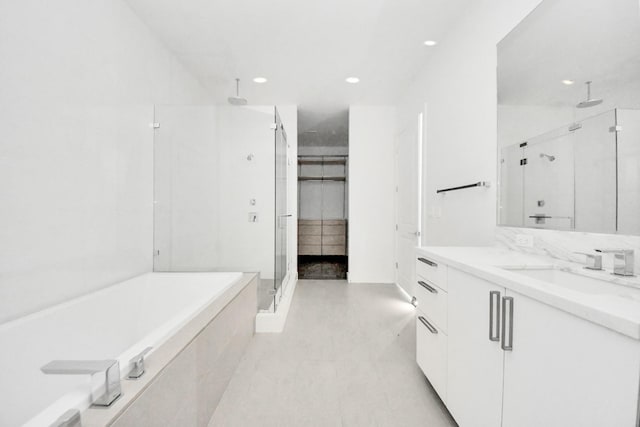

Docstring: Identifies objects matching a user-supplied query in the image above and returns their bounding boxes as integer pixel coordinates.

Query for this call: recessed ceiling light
[562,79,575,85]
[253,77,267,83]
[346,77,360,84]
[423,40,437,46]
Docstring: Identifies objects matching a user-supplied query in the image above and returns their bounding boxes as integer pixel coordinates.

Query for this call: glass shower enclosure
[152,104,290,313]
[273,108,289,311]
[499,109,625,233]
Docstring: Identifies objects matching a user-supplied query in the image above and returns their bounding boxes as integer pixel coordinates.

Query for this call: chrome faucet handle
[128,347,153,379]
[595,249,635,276]
[41,360,121,407]
[573,252,602,270]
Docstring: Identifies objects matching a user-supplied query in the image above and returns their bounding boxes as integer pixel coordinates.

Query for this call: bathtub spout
[41,360,121,407]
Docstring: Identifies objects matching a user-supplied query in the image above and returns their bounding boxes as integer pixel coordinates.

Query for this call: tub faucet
[595,249,635,277]
[574,252,602,270]
[128,347,152,379]
[41,360,121,407]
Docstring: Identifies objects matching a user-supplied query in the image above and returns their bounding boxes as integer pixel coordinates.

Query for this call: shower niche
[497,0,640,235]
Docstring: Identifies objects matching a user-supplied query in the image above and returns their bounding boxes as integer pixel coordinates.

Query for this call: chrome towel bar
[436,181,491,194]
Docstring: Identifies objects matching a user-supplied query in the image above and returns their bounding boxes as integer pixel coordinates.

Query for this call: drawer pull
[501,296,514,351]
[418,257,438,267]
[489,291,501,342]
[418,280,438,294]
[418,316,438,334]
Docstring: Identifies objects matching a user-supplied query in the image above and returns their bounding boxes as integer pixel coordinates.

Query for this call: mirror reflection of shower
[539,153,556,162]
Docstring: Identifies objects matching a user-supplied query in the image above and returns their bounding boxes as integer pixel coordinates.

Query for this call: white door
[447,268,505,427]
[502,290,640,427]
[394,112,423,298]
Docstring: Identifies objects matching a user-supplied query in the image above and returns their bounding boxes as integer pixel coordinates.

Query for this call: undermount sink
[500,266,640,301]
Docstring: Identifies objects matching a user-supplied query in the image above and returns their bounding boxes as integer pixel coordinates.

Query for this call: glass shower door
[273,107,289,311]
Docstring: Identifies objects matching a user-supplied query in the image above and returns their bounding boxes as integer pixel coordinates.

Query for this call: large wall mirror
[497,0,640,235]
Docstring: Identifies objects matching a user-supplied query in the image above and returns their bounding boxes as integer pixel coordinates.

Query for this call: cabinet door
[416,312,448,402]
[502,290,640,427]
[447,268,505,427]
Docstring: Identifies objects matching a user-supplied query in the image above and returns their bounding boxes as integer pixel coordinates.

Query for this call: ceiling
[498,0,640,109]
[124,0,467,107]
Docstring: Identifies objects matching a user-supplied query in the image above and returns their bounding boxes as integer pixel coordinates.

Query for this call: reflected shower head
[227,78,248,106]
[576,81,603,108]
[540,153,556,162]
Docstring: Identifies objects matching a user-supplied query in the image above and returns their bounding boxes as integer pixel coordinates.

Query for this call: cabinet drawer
[299,245,322,255]
[322,245,346,255]
[322,235,346,245]
[322,225,346,236]
[415,279,448,333]
[299,225,321,236]
[416,255,447,290]
[298,235,321,246]
[416,312,447,403]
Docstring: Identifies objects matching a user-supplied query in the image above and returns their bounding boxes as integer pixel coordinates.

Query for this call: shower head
[227,78,248,106]
[540,153,556,162]
[576,81,603,108]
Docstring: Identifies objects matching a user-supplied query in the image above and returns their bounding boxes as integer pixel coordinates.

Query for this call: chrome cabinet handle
[501,296,514,351]
[418,316,438,334]
[418,280,438,294]
[489,291,501,342]
[418,257,438,267]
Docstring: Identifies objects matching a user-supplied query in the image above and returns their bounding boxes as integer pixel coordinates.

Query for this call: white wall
[0,0,210,323]
[396,0,544,247]
[349,106,396,283]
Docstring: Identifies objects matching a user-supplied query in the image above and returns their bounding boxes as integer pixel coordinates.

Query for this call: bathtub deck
[209,280,456,427]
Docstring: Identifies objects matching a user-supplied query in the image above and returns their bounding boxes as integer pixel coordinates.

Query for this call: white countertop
[417,246,640,340]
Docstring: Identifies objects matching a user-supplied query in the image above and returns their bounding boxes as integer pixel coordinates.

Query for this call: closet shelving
[297,155,348,256]
[297,156,348,182]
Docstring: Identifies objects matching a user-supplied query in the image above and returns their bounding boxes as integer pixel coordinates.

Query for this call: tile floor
[209,280,457,427]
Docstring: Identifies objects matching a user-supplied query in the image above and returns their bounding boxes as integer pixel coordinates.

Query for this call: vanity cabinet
[447,268,504,427]
[416,253,640,427]
[416,312,447,403]
[415,255,448,402]
[501,289,640,427]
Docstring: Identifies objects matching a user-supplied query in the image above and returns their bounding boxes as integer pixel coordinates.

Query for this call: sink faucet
[595,249,635,277]
[41,360,121,406]
[574,252,602,270]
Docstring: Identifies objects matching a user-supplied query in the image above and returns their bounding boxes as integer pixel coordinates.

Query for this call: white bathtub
[0,272,243,427]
